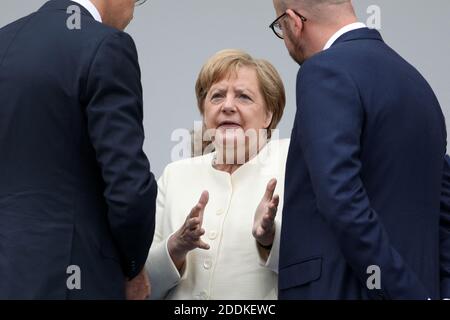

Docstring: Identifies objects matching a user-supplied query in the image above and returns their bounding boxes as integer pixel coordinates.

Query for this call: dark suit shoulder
[301,38,381,75]
[297,47,358,91]
[299,32,428,94]
[75,14,132,43]
[67,16,138,63]
[33,5,135,51]
[0,12,34,33]
[0,13,37,55]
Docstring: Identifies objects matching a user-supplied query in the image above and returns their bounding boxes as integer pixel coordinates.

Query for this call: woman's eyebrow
[209,85,226,92]
[235,87,256,96]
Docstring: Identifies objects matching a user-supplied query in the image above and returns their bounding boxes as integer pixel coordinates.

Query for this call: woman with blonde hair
[146,49,289,299]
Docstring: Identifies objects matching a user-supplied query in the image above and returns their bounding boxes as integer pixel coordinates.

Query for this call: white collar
[71,0,102,23]
[323,22,366,50]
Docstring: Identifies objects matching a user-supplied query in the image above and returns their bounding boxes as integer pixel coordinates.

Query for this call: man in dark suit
[271,0,448,299]
[0,0,157,299]
[440,155,450,299]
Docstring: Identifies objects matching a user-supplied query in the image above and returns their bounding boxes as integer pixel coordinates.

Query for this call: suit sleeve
[84,31,157,279]
[440,155,450,298]
[296,59,429,299]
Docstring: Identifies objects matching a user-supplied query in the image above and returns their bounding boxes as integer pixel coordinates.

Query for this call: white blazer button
[208,231,217,240]
[197,290,208,300]
[203,259,212,270]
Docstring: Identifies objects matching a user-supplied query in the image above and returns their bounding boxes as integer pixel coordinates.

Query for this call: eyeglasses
[269,11,307,40]
[135,0,147,6]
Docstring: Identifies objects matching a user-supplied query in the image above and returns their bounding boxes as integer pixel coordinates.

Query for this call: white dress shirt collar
[71,0,102,23]
[323,22,367,50]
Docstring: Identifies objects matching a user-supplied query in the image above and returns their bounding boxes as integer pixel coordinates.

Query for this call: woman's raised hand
[253,179,279,249]
[168,191,210,270]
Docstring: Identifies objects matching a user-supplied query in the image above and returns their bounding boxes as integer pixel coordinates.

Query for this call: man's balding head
[272,0,357,64]
[277,0,351,11]
[275,0,354,22]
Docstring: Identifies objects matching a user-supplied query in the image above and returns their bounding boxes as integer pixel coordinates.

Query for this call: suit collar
[331,27,384,47]
[323,22,367,50]
[38,0,95,20]
[71,0,102,22]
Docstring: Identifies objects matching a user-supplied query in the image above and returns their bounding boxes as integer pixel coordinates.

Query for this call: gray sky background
[1,0,449,177]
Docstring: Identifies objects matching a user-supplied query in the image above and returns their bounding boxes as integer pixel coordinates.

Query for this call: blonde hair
[195,49,286,139]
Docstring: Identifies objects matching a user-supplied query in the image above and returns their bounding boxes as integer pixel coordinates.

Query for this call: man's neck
[317,17,359,50]
[89,0,106,22]
[71,0,103,23]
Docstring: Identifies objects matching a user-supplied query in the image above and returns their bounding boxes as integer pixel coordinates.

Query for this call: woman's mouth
[217,121,242,130]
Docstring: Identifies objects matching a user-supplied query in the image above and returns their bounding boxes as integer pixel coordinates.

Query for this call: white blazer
[146,139,290,300]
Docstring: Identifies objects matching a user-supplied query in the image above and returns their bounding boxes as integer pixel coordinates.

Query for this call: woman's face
[203,66,273,155]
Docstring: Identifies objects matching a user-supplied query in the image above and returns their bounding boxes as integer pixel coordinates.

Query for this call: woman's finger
[262,179,277,201]
[191,228,205,238]
[188,191,209,219]
[198,191,209,207]
[261,212,276,230]
[272,194,280,208]
[186,217,201,230]
[197,191,209,224]
[196,239,210,250]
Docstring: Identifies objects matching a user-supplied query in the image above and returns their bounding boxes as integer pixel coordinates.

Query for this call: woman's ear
[265,111,274,130]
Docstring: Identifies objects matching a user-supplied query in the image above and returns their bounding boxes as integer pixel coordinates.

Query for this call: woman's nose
[221,96,237,113]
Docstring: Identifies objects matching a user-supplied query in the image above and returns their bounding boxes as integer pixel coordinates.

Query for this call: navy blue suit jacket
[440,155,450,298]
[0,0,157,299]
[279,28,447,299]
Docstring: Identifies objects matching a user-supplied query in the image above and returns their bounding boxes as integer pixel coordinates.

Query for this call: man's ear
[285,9,304,37]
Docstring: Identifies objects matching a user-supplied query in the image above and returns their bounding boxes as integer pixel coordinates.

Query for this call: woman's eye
[211,94,223,101]
[239,94,252,101]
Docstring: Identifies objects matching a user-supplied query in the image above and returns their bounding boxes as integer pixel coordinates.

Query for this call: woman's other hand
[168,191,210,270]
[253,179,279,249]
